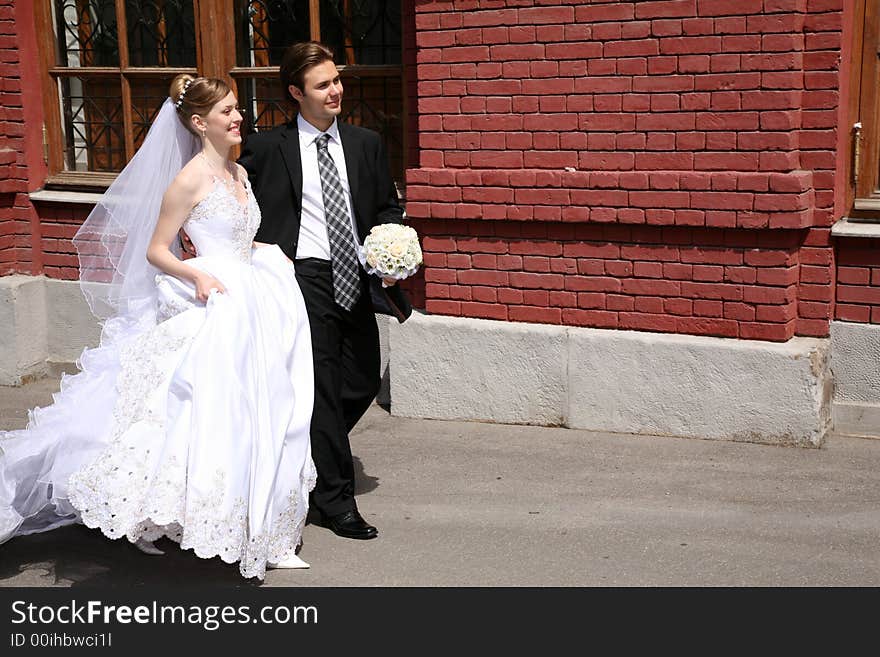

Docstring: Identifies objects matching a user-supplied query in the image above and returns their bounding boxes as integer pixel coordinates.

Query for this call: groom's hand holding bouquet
[359,223,421,322]
[360,223,423,286]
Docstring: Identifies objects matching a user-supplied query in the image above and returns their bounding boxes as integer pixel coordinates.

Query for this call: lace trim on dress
[136,472,314,581]
[155,276,195,323]
[183,177,261,263]
[67,322,192,533]
[67,319,315,580]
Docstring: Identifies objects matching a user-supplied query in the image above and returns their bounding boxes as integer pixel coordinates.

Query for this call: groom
[239,41,405,540]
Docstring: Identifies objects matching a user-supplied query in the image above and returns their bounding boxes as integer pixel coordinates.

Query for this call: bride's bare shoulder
[165,158,210,204]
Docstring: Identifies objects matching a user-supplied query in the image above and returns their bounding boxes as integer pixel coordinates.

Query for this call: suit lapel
[339,122,361,226]
[279,123,303,212]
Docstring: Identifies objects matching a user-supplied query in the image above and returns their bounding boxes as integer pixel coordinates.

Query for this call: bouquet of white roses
[360,223,422,285]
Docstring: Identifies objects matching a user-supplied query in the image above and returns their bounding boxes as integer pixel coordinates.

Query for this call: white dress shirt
[295,114,358,261]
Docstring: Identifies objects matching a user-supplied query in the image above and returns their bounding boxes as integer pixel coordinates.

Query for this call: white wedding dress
[0,175,316,580]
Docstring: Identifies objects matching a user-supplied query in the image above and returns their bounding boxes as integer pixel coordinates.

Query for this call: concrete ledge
[45,279,101,365]
[390,312,567,425]
[831,217,880,239]
[568,327,831,446]
[0,276,49,385]
[830,321,880,403]
[0,276,99,386]
[833,402,880,439]
[830,321,880,439]
[3,275,869,446]
[390,313,833,447]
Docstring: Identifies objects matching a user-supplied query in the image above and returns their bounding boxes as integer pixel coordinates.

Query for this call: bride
[0,75,316,579]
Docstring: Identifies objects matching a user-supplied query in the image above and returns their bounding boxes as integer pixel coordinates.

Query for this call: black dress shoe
[321,509,378,540]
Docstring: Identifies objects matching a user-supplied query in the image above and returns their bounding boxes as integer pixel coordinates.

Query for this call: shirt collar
[297,114,340,147]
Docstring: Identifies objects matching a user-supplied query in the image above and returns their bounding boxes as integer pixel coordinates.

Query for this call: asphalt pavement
[1,375,878,587]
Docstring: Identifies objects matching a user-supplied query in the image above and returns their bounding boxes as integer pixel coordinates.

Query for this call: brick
[697,0,763,15]
[461,9,518,27]
[563,308,619,328]
[576,4,634,22]
[835,304,871,323]
[548,291,577,308]
[619,312,678,332]
[522,256,551,273]
[634,261,665,278]
[798,301,832,319]
[633,296,665,313]
[518,5,574,24]
[714,16,747,34]
[490,44,545,61]
[522,289,549,306]
[682,17,715,34]
[738,131,799,151]
[580,152,635,170]
[837,286,880,305]
[629,191,690,208]
[660,36,723,55]
[598,261,631,279]
[742,285,796,305]
[681,281,744,300]
[756,303,798,322]
[739,321,796,341]
[651,19,684,36]
[471,286,498,303]
[460,302,507,320]
[441,45,490,63]
[497,287,523,304]
[632,75,696,92]
[648,56,679,75]
[621,278,682,296]
[836,267,869,285]
[509,306,562,324]
[640,112,695,131]
[724,302,756,321]
[508,272,565,290]
[565,276,621,294]
[425,268,457,284]
[664,297,694,315]
[682,299,720,318]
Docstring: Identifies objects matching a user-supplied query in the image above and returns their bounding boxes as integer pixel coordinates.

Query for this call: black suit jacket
[239,119,411,321]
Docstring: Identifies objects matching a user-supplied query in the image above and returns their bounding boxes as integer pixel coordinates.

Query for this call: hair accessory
[174,78,195,109]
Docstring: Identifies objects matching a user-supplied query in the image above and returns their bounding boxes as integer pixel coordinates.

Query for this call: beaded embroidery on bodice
[183,176,261,262]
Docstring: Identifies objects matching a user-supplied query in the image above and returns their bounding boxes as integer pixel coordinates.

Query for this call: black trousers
[294,258,380,517]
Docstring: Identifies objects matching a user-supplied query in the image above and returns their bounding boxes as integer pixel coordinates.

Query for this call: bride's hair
[169,74,231,135]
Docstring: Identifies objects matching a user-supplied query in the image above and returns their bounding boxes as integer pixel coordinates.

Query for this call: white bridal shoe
[267,554,310,569]
[133,538,165,556]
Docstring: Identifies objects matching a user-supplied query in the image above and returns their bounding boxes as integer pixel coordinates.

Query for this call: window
[234,0,404,181]
[851,0,880,220]
[36,0,404,189]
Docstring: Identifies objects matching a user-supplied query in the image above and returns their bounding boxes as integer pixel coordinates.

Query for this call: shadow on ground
[353,455,379,495]
[1,455,380,587]
[0,525,263,587]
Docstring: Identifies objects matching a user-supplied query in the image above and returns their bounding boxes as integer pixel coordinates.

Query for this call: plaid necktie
[315,133,361,310]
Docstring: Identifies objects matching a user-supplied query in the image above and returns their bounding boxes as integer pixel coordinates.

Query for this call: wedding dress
[0,172,316,580]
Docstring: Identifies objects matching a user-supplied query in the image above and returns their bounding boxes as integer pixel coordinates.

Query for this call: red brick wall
[0,0,34,275]
[34,202,91,280]
[2,0,872,339]
[420,218,807,340]
[406,0,848,340]
[835,238,880,324]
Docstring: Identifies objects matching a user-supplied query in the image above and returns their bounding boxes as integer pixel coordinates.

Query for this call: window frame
[851,0,880,219]
[34,0,405,190]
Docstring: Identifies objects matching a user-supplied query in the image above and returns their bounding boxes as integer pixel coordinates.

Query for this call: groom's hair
[280,41,335,103]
